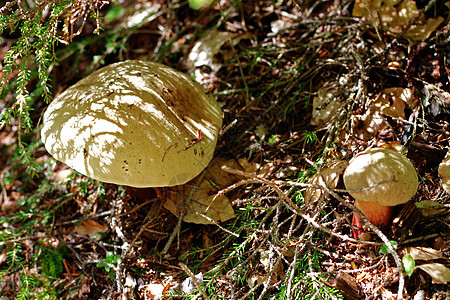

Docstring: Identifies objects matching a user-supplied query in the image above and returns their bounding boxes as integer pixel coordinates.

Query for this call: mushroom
[343,148,418,234]
[41,60,222,188]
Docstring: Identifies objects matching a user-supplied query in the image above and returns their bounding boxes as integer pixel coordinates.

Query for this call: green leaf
[379,241,398,254]
[108,270,115,281]
[97,252,120,274]
[402,254,415,276]
[189,0,214,10]
[268,135,279,145]
[96,262,110,272]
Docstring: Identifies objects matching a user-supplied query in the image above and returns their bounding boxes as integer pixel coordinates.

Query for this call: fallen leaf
[78,275,91,299]
[352,0,443,42]
[354,88,414,140]
[310,87,344,126]
[415,200,447,217]
[406,247,443,261]
[208,158,243,186]
[271,18,295,34]
[165,179,236,224]
[164,157,277,224]
[373,88,415,117]
[259,249,272,271]
[258,249,285,283]
[0,251,7,266]
[417,263,450,284]
[164,158,238,224]
[73,220,108,237]
[247,274,266,289]
[304,160,348,204]
[237,158,275,178]
[187,30,253,70]
[326,272,361,300]
[433,237,448,250]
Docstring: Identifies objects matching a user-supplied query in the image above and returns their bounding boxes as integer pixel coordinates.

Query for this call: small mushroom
[343,148,418,235]
[41,60,222,187]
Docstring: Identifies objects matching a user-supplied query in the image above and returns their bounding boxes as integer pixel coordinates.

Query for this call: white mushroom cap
[343,148,418,206]
[438,151,450,193]
[41,60,222,187]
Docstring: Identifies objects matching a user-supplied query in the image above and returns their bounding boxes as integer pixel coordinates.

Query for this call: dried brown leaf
[304,160,348,204]
[164,158,238,224]
[354,88,414,140]
[406,247,443,261]
[187,30,253,69]
[417,263,450,284]
[73,220,108,236]
[310,87,344,126]
[353,0,443,42]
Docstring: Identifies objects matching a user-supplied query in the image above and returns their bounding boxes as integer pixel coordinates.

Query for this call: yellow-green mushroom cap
[41,60,223,187]
[343,148,418,206]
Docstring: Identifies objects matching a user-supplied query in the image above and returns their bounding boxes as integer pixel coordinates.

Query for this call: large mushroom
[343,148,418,235]
[41,60,222,188]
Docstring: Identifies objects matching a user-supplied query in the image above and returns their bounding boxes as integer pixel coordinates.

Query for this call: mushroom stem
[354,199,393,227]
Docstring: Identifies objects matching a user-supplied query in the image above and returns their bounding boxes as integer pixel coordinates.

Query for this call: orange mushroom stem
[354,199,393,227]
[352,199,393,238]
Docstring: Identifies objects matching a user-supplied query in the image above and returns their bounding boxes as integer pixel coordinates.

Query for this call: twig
[161,170,206,255]
[223,169,380,245]
[207,201,280,276]
[64,242,89,277]
[286,242,300,299]
[256,256,283,300]
[128,200,162,250]
[0,0,18,14]
[109,197,128,296]
[0,233,48,246]
[218,118,238,137]
[194,212,239,237]
[178,262,210,300]
[115,198,158,218]
[362,0,382,41]
[399,233,441,245]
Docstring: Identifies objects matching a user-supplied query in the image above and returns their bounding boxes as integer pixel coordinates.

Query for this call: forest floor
[0,0,449,299]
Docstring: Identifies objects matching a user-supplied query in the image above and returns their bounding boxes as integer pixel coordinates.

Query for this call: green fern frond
[0,0,108,174]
